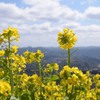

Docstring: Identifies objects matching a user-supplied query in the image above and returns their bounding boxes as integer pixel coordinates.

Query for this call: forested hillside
[18,47,100,75]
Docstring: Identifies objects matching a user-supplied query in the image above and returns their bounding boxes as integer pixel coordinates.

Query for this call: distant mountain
[18,47,100,74]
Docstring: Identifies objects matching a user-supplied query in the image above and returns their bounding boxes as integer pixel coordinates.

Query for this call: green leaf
[10,96,19,100]
[30,91,35,100]
[20,93,31,100]
[51,75,59,81]
[44,77,51,83]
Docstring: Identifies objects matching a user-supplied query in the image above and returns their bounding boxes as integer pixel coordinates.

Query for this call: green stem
[15,69,20,98]
[38,62,42,77]
[69,85,74,100]
[66,85,68,96]
[37,62,42,97]
[8,32,14,96]
[68,49,71,67]
[9,69,14,95]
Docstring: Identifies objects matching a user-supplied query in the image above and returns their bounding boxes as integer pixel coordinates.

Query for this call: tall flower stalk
[57,28,77,67]
[57,28,77,98]
[68,48,71,67]
[8,31,14,96]
[1,27,20,99]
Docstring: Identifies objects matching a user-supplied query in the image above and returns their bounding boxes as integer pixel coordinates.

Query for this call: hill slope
[18,47,100,74]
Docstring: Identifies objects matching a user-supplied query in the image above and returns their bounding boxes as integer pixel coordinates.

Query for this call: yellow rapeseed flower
[0,80,11,96]
[46,63,59,72]
[57,28,77,49]
[0,50,5,56]
[53,63,59,71]
[11,45,18,53]
[34,50,44,62]
[2,26,20,41]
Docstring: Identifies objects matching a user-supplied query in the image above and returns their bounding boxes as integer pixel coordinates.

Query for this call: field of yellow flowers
[0,27,100,100]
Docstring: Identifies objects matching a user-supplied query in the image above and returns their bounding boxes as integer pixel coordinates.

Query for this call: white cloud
[85,7,100,20]
[23,0,60,6]
[0,0,83,24]
[22,0,83,21]
[0,3,23,19]
[74,24,100,46]
[0,0,83,32]
[0,0,100,47]
[80,0,96,5]
[75,25,100,32]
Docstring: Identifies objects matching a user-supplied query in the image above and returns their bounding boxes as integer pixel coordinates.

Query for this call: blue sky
[0,0,100,47]
[61,0,100,11]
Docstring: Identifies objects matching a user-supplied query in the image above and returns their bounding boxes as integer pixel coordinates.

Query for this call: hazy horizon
[18,45,100,48]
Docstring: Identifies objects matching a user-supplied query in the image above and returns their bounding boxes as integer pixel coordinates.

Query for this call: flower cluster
[44,81,63,99]
[57,28,77,49]
[10,54,26,72]
[44,63,59,73]
[1,26,20,41]
[60,66,93,99]
[24,50,44,63]
[0,50,5,56]
[93,74,100,99]
[0,80,11,96]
